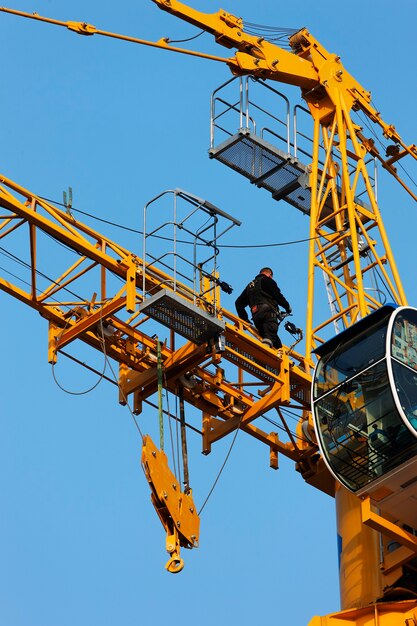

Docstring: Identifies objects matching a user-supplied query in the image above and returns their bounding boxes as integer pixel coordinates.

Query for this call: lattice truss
[308,105,408,349]
[0,175,320,484]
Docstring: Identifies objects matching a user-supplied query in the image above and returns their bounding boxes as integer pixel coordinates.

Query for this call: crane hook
[165,553,184,574]
[165,531,184,574]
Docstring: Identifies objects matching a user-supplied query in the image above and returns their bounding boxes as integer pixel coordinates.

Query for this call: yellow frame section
[0,176,317,481]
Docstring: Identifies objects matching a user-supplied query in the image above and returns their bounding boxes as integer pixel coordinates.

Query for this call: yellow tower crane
[1,2,417,624]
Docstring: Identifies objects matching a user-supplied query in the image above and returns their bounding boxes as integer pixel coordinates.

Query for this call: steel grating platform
[139,289,225,345]
[224,340,280,385]
[225,340,311,405]
[209,132,369,231]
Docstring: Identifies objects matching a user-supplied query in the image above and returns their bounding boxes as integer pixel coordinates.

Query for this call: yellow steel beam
[309,600,417,625]
[361,497,417,553]
[382,544,416,576]
[54,297,127,351]
[0,7,228,64]
[207,379,289,444]
[152,0,319,87]
[120,340,207,399]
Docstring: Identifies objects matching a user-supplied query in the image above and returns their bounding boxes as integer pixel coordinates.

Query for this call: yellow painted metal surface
[335,485,383,609]
[0,7,229,64]
[141,435,199,572]
[361,497,417,554]
[309,600,417,625]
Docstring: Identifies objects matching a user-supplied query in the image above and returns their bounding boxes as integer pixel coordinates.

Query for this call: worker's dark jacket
[235,274,291,322]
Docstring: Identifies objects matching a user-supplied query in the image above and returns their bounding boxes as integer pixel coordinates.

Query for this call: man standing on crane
[235,267,292,349]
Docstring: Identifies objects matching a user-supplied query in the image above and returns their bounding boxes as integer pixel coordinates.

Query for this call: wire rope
[166,29,205,44]
[163,369,179,481]
[175,394,182,486]
[38,195,317,249]
[103,352,144,439]
[242,21,298,49]
[0,244,85,302]
[198,413,243,516]
[51,317,108,396]
[357,109,417,192]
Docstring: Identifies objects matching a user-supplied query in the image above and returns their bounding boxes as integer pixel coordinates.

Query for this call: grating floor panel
[139,289,225,346]
[210,133,308,208]
[224,340,280,385]
[210,132,370,231]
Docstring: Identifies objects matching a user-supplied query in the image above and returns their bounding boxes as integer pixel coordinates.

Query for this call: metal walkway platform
[209,131,369,232]
[139,289,225,345]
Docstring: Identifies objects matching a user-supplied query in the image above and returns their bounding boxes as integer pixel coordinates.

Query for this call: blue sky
[1,1,416,625]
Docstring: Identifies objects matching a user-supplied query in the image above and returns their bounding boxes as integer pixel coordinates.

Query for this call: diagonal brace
[207,377,290,444]
[54,297,126,351]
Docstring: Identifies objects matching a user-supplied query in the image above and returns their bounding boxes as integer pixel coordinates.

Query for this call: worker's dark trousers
[252,305,281,349]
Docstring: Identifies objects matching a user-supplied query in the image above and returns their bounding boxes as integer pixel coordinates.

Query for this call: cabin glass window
[313,309,417,492]
[391,309,417,435]
[314,319,387,400]
[314,360,410,491]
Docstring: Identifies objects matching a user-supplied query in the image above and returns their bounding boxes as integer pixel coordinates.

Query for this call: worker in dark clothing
[235,267,292,349]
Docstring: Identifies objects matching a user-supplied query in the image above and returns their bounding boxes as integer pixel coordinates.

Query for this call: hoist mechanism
[2,1,417,623]
[141,435,199,573]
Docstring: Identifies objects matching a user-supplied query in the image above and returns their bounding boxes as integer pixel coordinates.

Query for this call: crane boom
[0,174,316,463]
